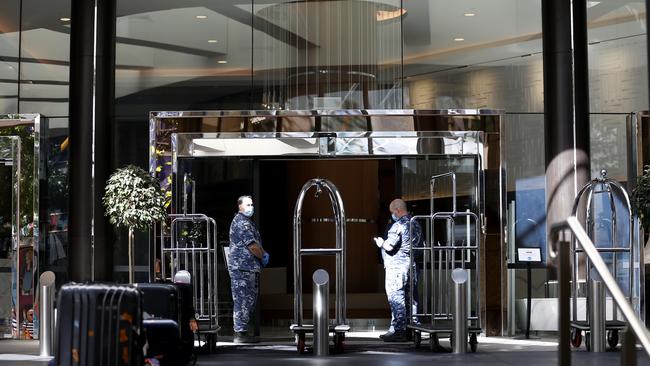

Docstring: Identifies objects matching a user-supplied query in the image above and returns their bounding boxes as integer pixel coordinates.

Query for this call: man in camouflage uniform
[374,199,422,342]
[228,195,269,344]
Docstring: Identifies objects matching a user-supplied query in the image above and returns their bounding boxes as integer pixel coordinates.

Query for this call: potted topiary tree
[103,165,166,283]
[632,165,650,258]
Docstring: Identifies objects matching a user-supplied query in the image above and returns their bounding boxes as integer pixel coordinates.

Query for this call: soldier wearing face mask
[373,198,422,342]
[228,195,269,343]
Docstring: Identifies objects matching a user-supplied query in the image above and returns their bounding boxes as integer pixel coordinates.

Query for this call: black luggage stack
[56,283,143,366]
[137,282,194,365]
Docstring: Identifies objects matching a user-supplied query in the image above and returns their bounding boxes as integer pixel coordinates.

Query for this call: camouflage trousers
[385,266,418,333]
[230,269,259,333]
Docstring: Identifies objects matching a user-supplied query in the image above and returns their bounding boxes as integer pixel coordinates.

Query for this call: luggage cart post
[452,268,468,353]
[313,269,330,356]
[590,279,606,352]
[39,271,55,357]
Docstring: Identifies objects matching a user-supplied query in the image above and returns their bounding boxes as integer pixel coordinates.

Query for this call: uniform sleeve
[383,222,403,250]
[411,221,423,247]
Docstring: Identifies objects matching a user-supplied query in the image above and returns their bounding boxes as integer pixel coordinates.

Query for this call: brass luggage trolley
[290,178,349,354]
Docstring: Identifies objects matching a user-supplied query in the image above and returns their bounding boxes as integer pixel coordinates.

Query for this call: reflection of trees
[590,119,622,178]
[154,119,180,210]
[0,138,16,254]
[46,142,68,211]
[0,124,35,231]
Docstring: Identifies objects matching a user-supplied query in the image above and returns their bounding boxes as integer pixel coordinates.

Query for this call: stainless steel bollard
[452,268,468,354]
[39,271,56,357]
[313,269,330,356]
[589,279,606,352]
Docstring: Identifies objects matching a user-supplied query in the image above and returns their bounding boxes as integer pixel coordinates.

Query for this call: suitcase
[173,283,196,359]
[138,282,194,364]
[56,283,143,366]
[135,283,180,323]
[143,319,182,365]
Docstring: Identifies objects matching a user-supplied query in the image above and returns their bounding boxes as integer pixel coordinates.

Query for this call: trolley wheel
[585,332,591,352]
[414,331,422,349]
[469,333,478,353]
[297,334,306,354]
[334,333,345,353]
[570,328,582,348]
[607,330,619,349]
[430,333,441,352]
[208,334,216,353]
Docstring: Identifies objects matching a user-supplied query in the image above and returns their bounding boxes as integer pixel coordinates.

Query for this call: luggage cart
[568,170,635,351]
[161,213,220,351]
[407,172,482,352]
[290,178,350,354]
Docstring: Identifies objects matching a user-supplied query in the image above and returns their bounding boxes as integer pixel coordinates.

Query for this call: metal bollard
[452,268,468,354]
[589,279,606,352]
[313,269,330,356]
[39,271,56,357]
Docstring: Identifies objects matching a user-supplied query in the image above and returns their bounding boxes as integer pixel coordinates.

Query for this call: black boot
[382,331,407,342]
[233,331,259,344]
[379,330,394,340]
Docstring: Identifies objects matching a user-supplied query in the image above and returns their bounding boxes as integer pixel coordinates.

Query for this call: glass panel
[0,136,19,339]
[588,1,648,113]
[18,0,71,116]
[590,113,632,182]
[253,0,403,110]
[40,117,69,288]
[115,1,254,114]
[402,0,544,113]
[0,114,39,339]
[0,1,20,114]
[504,113,546,259]
[502,112,546,336]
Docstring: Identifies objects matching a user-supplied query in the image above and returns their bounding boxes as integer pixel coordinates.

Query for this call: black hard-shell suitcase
[138,282,195,364]
[173,284,194,339]
[143,319,182,365]
[56,283,143,366]
[135,283,179,322]
[173,283,196,359]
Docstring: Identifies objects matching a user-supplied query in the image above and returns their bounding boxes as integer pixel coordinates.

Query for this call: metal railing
[550,216,650,365]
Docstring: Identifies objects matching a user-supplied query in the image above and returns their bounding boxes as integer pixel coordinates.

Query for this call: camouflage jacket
[228,213,262,272]
[381,214,423,268]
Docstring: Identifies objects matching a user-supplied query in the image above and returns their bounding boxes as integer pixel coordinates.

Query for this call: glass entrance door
[0,136,19,339]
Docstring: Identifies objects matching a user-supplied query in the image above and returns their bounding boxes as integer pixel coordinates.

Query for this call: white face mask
[242,206,254,217]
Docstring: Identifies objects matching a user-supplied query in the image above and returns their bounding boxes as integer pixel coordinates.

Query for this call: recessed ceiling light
[454,38,465,42]
[217,60,228,64]
[464,13,476,17]
[196,15,208,19]
[208,39,218,43]
[60,17,71,22]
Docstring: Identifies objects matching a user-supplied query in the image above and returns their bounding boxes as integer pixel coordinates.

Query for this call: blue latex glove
[262,252,270,267]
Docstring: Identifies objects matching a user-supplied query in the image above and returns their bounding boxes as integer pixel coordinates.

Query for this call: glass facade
[0,0,647,338]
